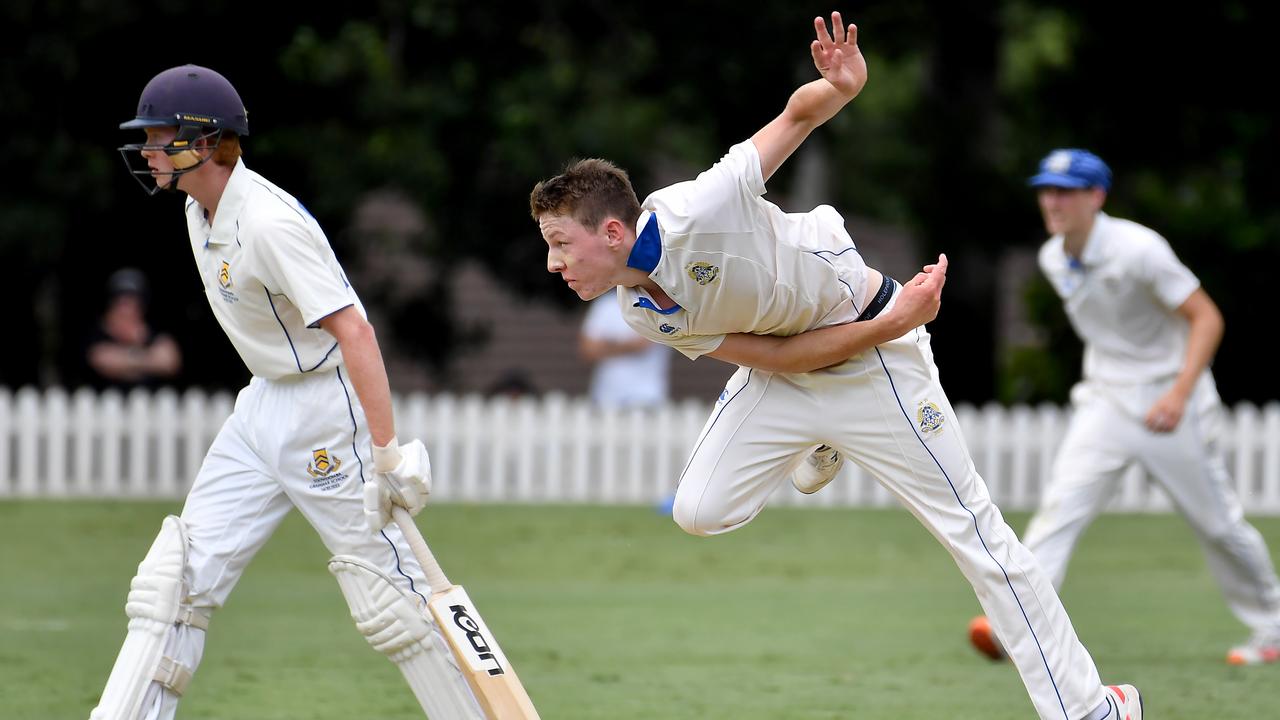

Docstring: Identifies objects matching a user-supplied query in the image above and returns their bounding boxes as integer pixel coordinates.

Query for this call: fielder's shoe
[1226,630,1280,665]
[791,444,843,495]
[1102,684,1142,720]
[967,615,1006,661]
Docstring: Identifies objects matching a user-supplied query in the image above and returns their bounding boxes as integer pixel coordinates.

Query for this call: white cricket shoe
[1226,629,1280,665]
[1103,684,1142,720]
[791,444,843,495]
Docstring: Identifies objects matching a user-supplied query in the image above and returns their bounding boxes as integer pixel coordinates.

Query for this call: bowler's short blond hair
[529,159,641,230]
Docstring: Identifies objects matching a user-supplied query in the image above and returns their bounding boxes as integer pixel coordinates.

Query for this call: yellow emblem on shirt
[218,260,232,289]
[308,448,342,478]
[686,261,720,286]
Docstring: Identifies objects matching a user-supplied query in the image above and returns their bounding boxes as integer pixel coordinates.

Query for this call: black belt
[855,274,896,322]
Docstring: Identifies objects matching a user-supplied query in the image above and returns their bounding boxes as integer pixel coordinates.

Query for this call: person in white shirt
[580,290,671,408]
[530,15,1140,720]
[93,65,486,719]
[969,148,1280,667]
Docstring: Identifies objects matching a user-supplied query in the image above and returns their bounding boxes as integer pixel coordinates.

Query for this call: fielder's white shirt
[185,159,364,379]
[583,291,671,408]
[1039,211,1200,385]
[619,141,869,360]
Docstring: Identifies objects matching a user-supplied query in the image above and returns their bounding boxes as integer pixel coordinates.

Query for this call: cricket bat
[391,506,541,719]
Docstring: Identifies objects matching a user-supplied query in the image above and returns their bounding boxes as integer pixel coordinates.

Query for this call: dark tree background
[3,0,1276,402]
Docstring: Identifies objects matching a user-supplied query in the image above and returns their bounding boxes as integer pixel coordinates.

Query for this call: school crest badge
[308,448,342,478]
[685,261,720,286]
[917,400,946,436]
[218,260,232,289]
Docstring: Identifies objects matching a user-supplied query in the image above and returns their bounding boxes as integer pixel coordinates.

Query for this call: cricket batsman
[91,65,488,719]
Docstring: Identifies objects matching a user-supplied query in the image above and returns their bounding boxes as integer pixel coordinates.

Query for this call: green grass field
[2,501,1277,719]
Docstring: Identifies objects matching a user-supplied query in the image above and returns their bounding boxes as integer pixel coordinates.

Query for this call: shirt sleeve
[713,141,767,196]
[1139,235,1200,310]
[251,216,356,328]
[688,141,766,204]
[648,141,766,230]
[625,318,725,361]
[666,333,727,361]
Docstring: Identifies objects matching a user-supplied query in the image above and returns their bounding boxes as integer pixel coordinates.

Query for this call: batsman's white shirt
[630,140,1107,720]
[1025,212,1280,634]
[145,161,436,720]
[186,158,365,378]
[181,157,419,598]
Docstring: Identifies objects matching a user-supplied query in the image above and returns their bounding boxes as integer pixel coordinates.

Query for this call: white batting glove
[364,437,432,532]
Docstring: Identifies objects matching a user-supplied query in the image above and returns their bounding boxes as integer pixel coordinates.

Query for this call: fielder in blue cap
[968,147,1280,669]
[1028,148,1112,191]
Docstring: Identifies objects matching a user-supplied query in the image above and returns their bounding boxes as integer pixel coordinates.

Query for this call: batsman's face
[540,213,619,301]
[139,127,179,189]
[1037,186,1105,236]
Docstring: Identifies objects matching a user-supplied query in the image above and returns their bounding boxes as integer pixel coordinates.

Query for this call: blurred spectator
[83,268,182,390]
[486,367,537,399]
[579,290,670,409]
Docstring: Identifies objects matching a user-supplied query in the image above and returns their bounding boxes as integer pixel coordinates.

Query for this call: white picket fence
[2,387,1279,514]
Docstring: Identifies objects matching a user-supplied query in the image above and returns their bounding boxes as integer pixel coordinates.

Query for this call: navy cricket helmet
[118,65,249,195]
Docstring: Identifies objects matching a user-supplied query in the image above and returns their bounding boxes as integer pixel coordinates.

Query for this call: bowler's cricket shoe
[791,444,843,494]
[967,615,1006,661]
[1226,630,1280,665]
[1103,684,1142,720]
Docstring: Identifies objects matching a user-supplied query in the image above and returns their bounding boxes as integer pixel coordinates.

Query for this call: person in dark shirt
[84,268,181,391]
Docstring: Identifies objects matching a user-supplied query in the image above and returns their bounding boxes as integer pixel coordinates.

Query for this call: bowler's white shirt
[185,159,364,379]
[619,141,869,360]
[1039,212,1200,385]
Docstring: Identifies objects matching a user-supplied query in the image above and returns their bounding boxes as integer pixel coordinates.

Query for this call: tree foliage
[3,1,1275,400]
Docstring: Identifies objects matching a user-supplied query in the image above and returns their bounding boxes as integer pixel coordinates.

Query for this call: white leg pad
[329,555,485,720]
[90,516,210,720]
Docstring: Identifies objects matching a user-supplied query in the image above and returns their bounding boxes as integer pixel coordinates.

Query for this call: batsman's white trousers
[138,366,432,719]
[1022,376,1280,632]
[672,325,1105,720]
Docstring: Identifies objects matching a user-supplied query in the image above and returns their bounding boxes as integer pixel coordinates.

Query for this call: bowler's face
[539,213,617,301]
[1037,186,1104,236]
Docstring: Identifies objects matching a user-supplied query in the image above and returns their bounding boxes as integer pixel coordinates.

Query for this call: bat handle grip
[391,506,452,594]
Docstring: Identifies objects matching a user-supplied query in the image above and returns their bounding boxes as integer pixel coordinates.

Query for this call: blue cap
[1028,149,1111,191]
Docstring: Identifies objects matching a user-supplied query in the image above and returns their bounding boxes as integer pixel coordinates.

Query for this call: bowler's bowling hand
[888,253,948,330]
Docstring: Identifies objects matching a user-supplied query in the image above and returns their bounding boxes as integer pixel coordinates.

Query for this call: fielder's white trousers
[1022,376,1280,633]
[672,327,1105,720]
[138,367,431,719]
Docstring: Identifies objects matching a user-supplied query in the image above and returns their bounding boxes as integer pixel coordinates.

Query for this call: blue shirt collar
[633,295,681,315]
[626,211,662,273]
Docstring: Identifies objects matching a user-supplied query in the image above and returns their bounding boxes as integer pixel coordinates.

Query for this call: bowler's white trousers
[672,326,1106,720]
[138,367,432,719]
[1022,376,1280,633]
